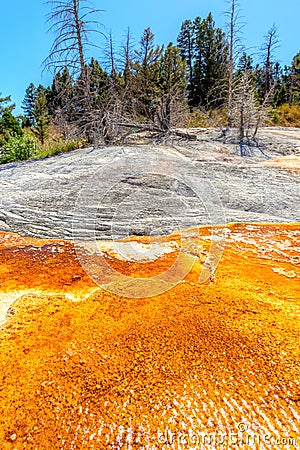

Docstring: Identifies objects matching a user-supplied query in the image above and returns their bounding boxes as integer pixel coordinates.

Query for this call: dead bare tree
[43,0,103,75]
[223,24,279,157]
[231,70,270,157]
[102,37,192,143]
[232,71,256,155]
[260,24,280,100]
[119,28,136,118]
[224,0,244,127]
[230,24,280,155]
[43,0,107,143]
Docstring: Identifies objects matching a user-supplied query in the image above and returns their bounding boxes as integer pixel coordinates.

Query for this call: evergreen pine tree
[132,28,162,122]
[288,52,300,105]
[0,94,15,115]
[194,13,228,109]
[88,59,110,108]
[22,83,37,126]
[0,111,23,140]
[177,20,195,103]
[50,68,75,137]
[156,43,187,130]
[178,14,228,108]
[32,90,51,144]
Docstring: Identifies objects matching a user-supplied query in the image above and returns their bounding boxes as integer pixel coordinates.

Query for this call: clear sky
[1,0,299,114]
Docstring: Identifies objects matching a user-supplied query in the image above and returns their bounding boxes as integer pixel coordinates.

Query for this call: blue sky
[1,0,299,114]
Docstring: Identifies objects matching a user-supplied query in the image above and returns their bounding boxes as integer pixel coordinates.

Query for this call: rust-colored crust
[0,223,299,448]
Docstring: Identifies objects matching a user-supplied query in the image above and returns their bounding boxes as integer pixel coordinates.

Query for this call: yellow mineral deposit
[264,155,300,171]
[0,223,299,448]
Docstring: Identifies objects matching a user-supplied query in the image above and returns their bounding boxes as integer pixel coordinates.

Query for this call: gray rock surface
[0,128,299,240]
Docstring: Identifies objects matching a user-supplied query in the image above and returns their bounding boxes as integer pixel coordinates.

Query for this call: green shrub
[35,139,84,158]
[0,134,36,164]
[270,104,300,127]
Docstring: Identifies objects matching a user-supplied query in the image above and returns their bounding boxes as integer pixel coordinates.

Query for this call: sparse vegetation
[0,0,298,163]
[34,136,85,158]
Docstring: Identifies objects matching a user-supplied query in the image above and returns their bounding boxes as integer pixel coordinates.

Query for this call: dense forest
[0,0,299,163]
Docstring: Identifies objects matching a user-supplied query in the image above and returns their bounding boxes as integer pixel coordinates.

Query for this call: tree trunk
[227,0,235,127]
[73,0,85,74]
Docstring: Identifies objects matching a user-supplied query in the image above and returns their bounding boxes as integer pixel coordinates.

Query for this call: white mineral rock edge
[79,240,179,262]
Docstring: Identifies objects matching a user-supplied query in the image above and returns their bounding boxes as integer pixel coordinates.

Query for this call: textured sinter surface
[0,128,299,240]
[0,223,299,449]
